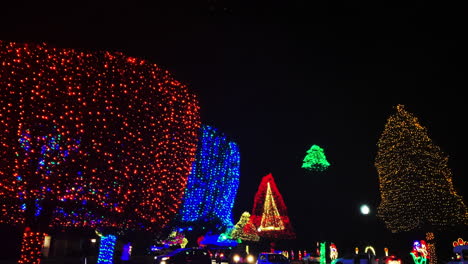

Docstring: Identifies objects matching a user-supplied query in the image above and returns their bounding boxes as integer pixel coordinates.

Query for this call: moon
[360,204,370,215]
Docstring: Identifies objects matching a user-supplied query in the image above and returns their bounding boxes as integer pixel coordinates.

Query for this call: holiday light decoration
[376,105,468,264]
[250,173,295,239]
[376,104,468,232]
[426,232,436,264]
[330,243,338,260]
[320,242,326,264]
[302,145,330,172]
[453,238,468,247]
[17,228,45,264]
[120,242,131,261]
[218,224,240,246]
[97,234,117,264]
[0,41,200,263]
[179,125,240,229]
[239,214,260,242]
[410,240,428,264]
[365,246,375,255]
[161,230,189,248]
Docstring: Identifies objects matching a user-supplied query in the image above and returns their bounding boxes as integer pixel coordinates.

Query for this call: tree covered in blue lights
[179,125,240,231]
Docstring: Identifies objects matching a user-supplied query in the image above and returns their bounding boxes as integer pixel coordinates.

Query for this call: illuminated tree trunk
[97,234,117,264]
[17,227,46,264]
[302,145,330,172]
[426,232,437,264]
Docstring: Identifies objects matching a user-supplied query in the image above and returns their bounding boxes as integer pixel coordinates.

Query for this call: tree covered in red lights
[249,173,295,240]
[0,41,200,263]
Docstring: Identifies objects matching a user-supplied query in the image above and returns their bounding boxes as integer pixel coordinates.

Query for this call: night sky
[1,0,467,257]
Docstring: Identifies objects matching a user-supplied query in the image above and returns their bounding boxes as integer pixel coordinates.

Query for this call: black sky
[1,0,467,256]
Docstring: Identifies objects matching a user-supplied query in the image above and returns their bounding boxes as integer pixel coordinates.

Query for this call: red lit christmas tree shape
[249,173,295,239]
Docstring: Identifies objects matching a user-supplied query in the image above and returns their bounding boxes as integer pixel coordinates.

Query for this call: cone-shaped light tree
[302,145,330,172]
[249,173,295,240]
[375,104,468,264]
[0,41,200,264]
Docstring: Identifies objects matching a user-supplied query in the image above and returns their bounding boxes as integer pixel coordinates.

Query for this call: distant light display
[235,212,260,242]
[230,211,253,241]
[250,173,295,239]
[97,234,117,264]
[376,105,468,264]
[375,104,468,232]
[179,125,240,228]
[0,41,200,262]
[453,238,468,247]
[160,230,188,248]
[360,204,370,215]
[302,145,330,172]
[319,242,326,264]
[17,228,45,264]
[365,246,375,255]
[120,242,131,261]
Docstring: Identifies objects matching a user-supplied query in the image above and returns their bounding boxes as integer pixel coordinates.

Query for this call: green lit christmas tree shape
[302,145,330,172]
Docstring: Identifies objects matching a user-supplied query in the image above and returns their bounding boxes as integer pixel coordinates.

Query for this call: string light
[17,228,45,264]
[249,173,295,239]
[230,211,257,241]
[410,240,428,264]
[319,242,326,264]
[375,104,468,231]
[302,145,330,172]
[0,40,200,262]
[179,125,240,229]
[426,232,436,264]
[365,246,375,255]
[330,243,338,260]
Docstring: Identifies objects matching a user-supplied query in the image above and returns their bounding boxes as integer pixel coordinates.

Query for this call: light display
[319,242,326,264]
[330,243,338,260]
[375,104,468,232]
[410,240,428,264]
[302,145,330,172]
[179,125,240,229]
[375,105,468,264]
[237,212,260,242]
[237,214,260,241]
[120,242,131,261]
[453,238,468,247]
[365,246,375,255]
[426,232,436,264]
[160,230,189,248]
[250,173,295,239]
[360,204,370,215]
[17,228,45,264]
[0,41,200,263]
[97,234,117,264]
